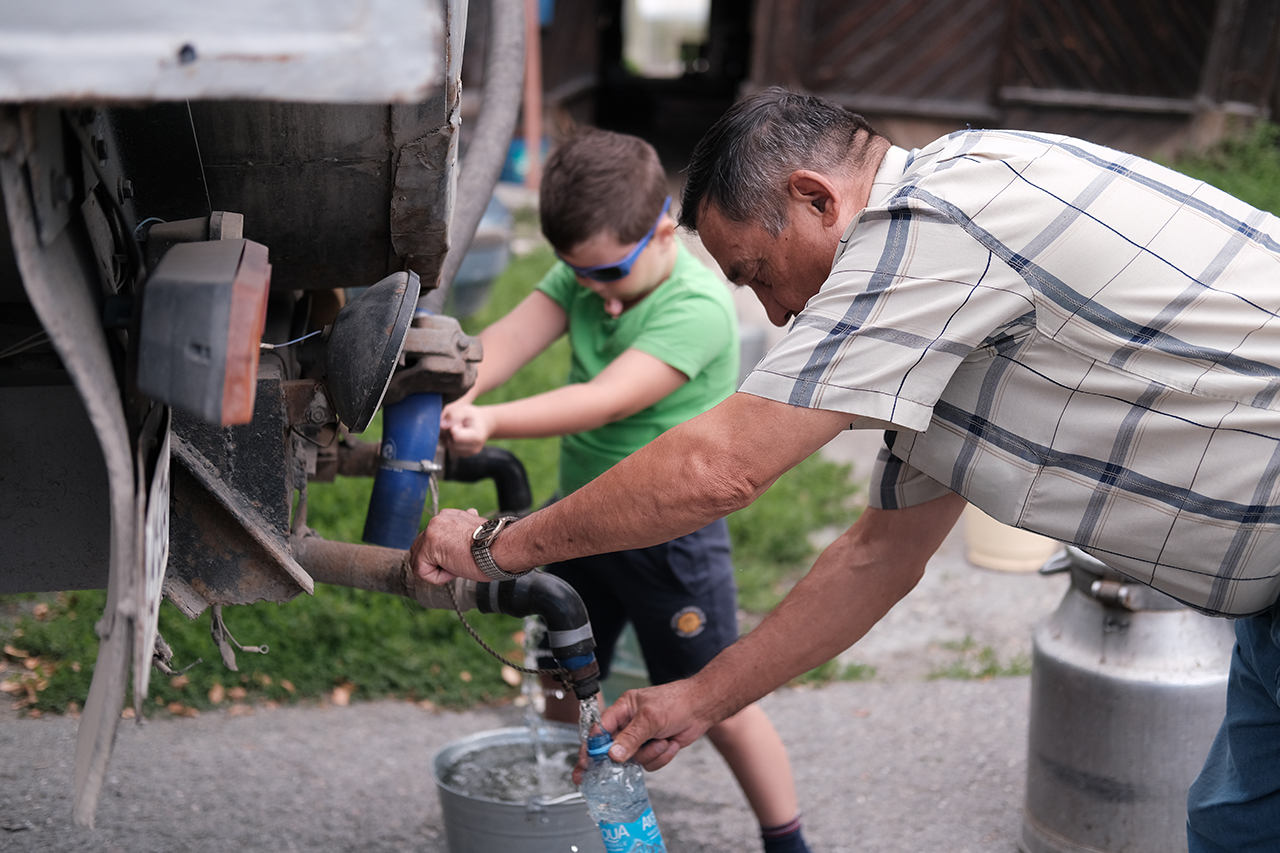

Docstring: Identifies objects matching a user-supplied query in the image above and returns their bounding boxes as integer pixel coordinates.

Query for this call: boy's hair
[539,129,669,252]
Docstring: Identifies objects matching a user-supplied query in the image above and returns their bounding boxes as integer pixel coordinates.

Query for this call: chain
[445,580,568,681]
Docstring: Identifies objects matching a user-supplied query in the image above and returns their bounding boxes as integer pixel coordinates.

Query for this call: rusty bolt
[308,406,327,424]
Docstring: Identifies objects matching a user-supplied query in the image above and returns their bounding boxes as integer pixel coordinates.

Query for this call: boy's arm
[464,347,688,441]
[456,290,567,405]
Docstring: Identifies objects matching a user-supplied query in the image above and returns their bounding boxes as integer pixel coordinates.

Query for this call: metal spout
[292,530,599,698]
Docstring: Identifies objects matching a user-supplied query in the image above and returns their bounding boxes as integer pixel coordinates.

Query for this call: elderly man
[411,88,1280,851]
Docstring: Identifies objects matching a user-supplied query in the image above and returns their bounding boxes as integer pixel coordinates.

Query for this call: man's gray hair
[680,88,886,235]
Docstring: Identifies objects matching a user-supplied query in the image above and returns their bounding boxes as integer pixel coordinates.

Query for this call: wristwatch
[471,516,524,581]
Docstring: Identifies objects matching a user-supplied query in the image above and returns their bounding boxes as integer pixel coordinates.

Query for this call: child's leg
[706,702,799,826]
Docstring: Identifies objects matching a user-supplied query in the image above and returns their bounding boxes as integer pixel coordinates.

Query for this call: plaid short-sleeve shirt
[741,130,1280,616]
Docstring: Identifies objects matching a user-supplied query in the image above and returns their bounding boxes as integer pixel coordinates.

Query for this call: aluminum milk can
[1020,547,1235,853]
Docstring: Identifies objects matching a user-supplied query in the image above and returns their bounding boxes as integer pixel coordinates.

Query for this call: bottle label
[598,806,665,853]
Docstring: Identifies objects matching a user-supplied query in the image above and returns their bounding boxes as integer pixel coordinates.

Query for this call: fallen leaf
[417,699,436,712]
[23,658,39,671]
[0,681,22,695]
[208,683,225,705]
[459,671,472,683]
[167,702,199,718]
[280,680,295,694]
[254,673,272,686]
[228,686,247,701]
[121,707,136,719]
[70,661,81,672]
[31,603,49,620]
[170,674,190,689]
[853,709,871,718]
[331,685,351,706]
[512,630,526,645]
[26,709,42,719]
[227,704,252,718]
[3,645,28,659]
[501,666,522,687]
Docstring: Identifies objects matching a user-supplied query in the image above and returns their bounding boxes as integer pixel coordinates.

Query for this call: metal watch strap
[471,516,523,581]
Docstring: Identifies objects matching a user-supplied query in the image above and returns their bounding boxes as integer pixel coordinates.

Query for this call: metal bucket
[432,726,605,853]
[1020,547,1236,853]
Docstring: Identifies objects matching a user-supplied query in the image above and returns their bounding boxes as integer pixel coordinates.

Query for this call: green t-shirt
[537,243,740,495]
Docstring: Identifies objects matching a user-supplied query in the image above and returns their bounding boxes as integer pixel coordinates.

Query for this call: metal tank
[1020,547,1236,853]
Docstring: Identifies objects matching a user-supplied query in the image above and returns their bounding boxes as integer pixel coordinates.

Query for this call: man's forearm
[489,393,855,571]
[598,492,968,769]
[689,493,967,709]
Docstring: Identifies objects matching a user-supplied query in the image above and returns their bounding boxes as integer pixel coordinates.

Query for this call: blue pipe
[362,391,443,549]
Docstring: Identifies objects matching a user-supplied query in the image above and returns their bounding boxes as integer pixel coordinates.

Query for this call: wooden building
[471,0,1280,162]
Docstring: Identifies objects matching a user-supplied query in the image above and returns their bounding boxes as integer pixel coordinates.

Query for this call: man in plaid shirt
[411,89,1280,850]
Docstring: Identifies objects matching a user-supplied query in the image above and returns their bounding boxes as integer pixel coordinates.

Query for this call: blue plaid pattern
[741,131,1280,616]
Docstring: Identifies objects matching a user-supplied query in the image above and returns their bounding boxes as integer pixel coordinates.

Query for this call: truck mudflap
[0,111,171,828]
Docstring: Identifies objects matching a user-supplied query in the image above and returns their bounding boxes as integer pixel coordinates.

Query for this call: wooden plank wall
[748,0,1280,152]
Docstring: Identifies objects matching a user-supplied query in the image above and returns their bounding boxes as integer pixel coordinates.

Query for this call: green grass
[2,242,862,716]
[792,659,876,687]
[927,637,1030,681]
[1172,121,1280,215]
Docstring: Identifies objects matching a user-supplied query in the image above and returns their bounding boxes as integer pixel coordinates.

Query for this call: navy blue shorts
[545,518,738,685]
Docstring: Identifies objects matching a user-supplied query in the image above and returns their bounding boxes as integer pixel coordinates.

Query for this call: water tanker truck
[0,0,598,826]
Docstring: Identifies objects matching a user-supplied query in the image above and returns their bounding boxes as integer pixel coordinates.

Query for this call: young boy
[441,128,812,853]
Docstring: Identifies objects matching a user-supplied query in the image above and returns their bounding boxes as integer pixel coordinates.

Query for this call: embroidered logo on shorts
[671,606,706,638]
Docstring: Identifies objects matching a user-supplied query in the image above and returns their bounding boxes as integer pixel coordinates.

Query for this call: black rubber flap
[324,270,420,433]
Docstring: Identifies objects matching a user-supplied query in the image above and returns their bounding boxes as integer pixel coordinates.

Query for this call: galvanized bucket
[1020,547,1235,853]
[432,726,605,853]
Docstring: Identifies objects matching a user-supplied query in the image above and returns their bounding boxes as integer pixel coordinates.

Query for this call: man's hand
[441,402,493,457]
[595,679,720,771]
[408,508,486,584]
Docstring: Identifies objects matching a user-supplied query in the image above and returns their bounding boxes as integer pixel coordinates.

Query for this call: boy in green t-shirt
[442,129,812,853]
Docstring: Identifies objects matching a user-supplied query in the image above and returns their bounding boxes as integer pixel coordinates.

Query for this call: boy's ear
[654,215,678,243]
[787,170,841,228]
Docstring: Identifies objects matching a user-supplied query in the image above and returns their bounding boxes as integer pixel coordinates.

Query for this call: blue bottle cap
[586,732,613,756]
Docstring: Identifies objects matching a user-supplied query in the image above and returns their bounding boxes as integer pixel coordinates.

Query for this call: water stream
[435,617,582,804]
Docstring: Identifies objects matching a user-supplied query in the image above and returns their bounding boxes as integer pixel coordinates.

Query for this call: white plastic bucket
[963,505,1060,573]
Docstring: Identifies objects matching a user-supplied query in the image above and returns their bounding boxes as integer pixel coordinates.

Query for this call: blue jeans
[1187,601,1280,852]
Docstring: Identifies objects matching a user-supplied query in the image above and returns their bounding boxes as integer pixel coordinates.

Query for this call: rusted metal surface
[383,312,482,406]
[188,101,455,293]
[165,362,313,618]
[292,531,476,611]
[312,434,380,482]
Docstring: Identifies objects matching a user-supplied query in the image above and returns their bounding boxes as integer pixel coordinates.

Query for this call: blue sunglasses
[556,197,672,283]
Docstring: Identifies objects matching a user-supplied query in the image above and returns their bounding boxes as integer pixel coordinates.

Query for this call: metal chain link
[444,580,569,681]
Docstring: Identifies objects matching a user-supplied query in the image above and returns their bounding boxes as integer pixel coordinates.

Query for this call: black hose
[476,572,601,699]
[444,446,533,515]
[423,0,527,314]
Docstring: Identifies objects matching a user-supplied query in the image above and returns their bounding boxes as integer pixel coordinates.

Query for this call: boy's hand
[441,402,493,457]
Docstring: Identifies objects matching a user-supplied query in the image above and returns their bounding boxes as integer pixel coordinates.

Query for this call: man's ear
[787,170,841,228]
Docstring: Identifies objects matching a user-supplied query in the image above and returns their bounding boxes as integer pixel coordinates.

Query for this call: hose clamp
[378,458,443,474]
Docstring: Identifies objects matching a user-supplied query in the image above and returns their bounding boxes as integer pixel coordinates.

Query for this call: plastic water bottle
[580,728,667,853]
